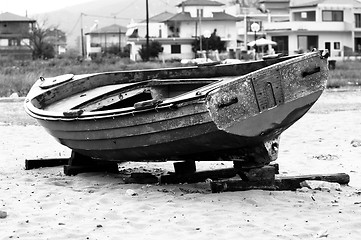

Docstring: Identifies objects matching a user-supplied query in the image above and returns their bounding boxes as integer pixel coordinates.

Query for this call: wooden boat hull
[25,51,328,165]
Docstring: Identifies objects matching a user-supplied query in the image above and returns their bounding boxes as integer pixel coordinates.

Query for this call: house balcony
[0,46,30,51]
[88,46,102,53]
[264,21,353,32]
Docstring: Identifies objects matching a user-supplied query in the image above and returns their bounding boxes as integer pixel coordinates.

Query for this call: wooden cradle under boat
[24,51,329,168]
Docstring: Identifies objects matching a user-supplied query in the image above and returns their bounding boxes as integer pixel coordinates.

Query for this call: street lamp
[250,22,260,60]
[203,30,211,61]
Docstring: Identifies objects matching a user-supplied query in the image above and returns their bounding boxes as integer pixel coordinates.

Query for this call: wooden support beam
[25,151,119,175]
[62,151,119,176]
[124,172,159,184]
[160,167,239,184]
[211,179,277,193]
[211,172,350,193]
[63,162,119,176]
[275,173,350,191]
[173,161,196,175]
[161,165,277,184]
[243,165,276,181]
[210,166,276,192]
[25,158,69,170]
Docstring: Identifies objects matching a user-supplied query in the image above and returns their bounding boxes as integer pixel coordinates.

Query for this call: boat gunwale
[24,52,321,121]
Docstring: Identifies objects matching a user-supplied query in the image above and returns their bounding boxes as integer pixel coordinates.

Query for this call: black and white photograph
[1,0,361,239]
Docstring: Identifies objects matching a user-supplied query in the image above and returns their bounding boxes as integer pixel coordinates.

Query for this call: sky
[1,0,94,16]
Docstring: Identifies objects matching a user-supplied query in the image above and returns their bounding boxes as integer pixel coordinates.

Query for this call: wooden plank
[173,161,196,175]
[211,179,276,193]
[63,162,119,176]
[160,168,239,184]
[63,151,119,176]
[161,165,277,185]
[243,165,275,181]
[124,172,159,184]
[25,158,69,170]
[210,173,350,193]
[275,173,350,191]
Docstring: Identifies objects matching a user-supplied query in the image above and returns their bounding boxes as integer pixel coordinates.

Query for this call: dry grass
[1,56,360,97]
[327,60,361,88]
[0,57,184,97]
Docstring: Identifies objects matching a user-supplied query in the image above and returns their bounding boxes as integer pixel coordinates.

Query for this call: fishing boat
[25,50,329,168]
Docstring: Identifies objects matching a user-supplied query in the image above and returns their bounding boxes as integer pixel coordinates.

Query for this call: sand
[0,88,361,240]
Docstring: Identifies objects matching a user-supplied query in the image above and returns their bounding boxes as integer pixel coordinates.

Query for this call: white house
[85,24,127,58]
[264,0,361,59]
[127,0,238,61]
[220,0,290,58]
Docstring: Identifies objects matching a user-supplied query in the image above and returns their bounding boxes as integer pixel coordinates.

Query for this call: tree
[192,29,226,53]
[107,45,122,56]
[26,20,57,59]
[138,41,163,61]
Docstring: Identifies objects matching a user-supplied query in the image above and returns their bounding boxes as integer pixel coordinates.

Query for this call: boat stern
[206,50,328,142]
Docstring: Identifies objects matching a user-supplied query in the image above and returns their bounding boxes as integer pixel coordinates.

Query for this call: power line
[111,0,141,16]
[82,13,142,21]
[158,0,170,6]
[68,15,81,35]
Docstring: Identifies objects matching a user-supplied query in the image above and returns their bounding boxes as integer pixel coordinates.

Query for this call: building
[259,0,290,16]
[46,28,67,55]
[126,0,238,61]
[264,0,361,59]
[85,24,127,58]
[0,12,35,60]
[225,0,289,54]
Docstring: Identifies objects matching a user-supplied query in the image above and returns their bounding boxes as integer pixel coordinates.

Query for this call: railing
[0,46,30,50]
[264,21,352,32]
[88,47,101,53]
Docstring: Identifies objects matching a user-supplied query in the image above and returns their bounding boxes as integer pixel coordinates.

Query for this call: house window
[171,44,181,54]
[272,36,288,55]
[9,39,19,46]
[21,38,30,46]
[297,35,318,52]
[355,14,361,28]
[356,38,361,52]
[334,42,340,50]
[0,39,7,46]
[197,9,203,18]
[322,10,343,22]
[293,11,315,21]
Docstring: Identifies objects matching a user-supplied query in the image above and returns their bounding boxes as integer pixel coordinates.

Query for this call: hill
[31,0,260,49]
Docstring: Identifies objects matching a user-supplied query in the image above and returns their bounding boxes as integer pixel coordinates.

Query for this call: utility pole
[80,13,85,58]
[119,27,121,54]
[146,0,150,61]
[198,9,202,53]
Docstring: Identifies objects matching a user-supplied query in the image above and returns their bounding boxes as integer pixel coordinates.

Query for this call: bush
[138,41,163,61]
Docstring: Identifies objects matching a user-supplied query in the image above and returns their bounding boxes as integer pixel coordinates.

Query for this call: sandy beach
[0,88,361,240]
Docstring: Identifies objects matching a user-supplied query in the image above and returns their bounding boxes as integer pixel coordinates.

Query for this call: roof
[260,0,290,3]
[176,0,224,7]
[168,12,193,21]
[87,24,127,34]
[212,12,238,20]
[290,0,324,8]
[0,12,35,22]
[290,0,361,8]
[167,11,237,21]
[143,11,175,23]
